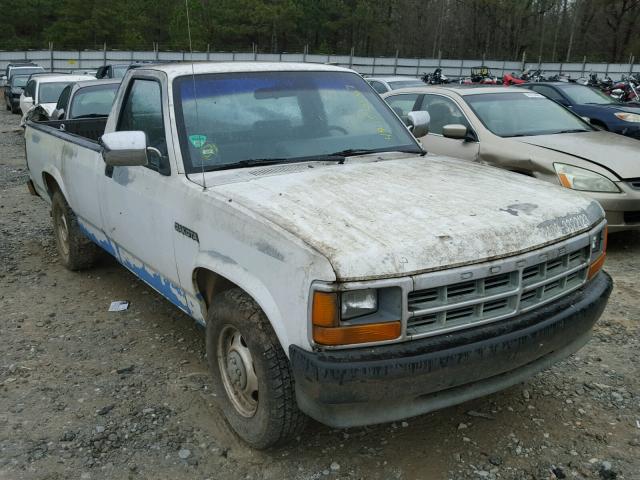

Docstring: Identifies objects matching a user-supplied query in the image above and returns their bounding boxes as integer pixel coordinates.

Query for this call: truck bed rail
[27,117,107,146]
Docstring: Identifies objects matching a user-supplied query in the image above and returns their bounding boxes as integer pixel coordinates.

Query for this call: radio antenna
[185,0,206,190]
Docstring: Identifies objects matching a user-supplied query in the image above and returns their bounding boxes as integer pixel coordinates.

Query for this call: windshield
[70,84,119,118]
[559,85,617,105]
[465,92,592,137]
[388,80,426,90]
[112,66,129,78]
[173,71,420,173]
[11,76,29,88]
[10,67,44,79]
[38,82,72,103]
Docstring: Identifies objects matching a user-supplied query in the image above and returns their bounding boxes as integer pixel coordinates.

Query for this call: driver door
[98,75,189,313]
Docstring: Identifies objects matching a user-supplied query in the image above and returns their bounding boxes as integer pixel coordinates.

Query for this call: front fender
[189,250,291,351]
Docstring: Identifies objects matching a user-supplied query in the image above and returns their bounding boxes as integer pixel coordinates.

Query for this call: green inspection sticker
[189,134,207,148]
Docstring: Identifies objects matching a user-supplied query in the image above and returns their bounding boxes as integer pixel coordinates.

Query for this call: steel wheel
[55,209,70,260]
[217,325,259,418]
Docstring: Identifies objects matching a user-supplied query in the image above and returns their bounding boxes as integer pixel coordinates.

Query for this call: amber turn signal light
[312,291,339,327]
[588,252,606,279]
[313,321,401,346]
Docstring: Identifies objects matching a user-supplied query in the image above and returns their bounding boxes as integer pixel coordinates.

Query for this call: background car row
[1,62,126,125]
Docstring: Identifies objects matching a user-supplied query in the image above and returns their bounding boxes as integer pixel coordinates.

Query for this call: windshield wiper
[205,147,424,172]
[207,158,297,171]
[553,129,590,134]
[327,147,423,157]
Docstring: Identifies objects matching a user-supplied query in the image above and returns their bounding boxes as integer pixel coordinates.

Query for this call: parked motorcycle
[502,72,525,86]
[421,68,449,84]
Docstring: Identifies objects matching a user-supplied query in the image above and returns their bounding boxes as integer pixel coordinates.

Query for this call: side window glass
[369,81,387,94]
[531,85,564,102]
[420,95,470,135]
[385,94,420,124]
[117,79,168,173]
[56,86,71,111]
[25,80,35,98]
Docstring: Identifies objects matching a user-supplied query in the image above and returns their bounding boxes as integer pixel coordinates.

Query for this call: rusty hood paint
[211,155,603,282]
[517,131,640,180]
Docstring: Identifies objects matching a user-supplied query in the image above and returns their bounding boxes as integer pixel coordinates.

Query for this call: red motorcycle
[607,77,639,102]
[503,72,525,86]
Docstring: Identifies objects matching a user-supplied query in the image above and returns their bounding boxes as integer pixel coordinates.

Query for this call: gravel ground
[0,106,639,480]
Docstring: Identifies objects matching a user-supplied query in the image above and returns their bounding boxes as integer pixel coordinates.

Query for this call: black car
[3,74,29,113]
[521,82,640,140]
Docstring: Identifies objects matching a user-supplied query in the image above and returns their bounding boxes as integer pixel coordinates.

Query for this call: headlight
[588,225,608,279]
[341,289,378,319]
[311,288,401,346]
[614,112,640,123]
[554,163,620,193]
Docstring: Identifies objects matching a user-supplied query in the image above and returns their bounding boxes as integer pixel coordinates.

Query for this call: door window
[24,80,36,99]
[369,81,388,94]
[56,85,72,112]
[529,85,565,103]
[420,95,470,135]
[385,94,421,123]
[117,79,168,172]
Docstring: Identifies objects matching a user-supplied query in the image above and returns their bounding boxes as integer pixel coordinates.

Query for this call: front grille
[407,245,590,336]
[623,211,640,224]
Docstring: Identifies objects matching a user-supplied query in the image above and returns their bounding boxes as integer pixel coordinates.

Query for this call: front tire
[206,288,307,448]
[51,191,101,270]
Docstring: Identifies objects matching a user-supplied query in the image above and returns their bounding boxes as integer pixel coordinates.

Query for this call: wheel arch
[41,169,69,203]
[191,263,293,353]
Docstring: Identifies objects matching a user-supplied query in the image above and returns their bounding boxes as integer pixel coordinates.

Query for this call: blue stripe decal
[77,219,192,316]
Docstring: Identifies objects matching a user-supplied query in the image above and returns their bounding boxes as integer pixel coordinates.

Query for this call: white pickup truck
[24,62,612,448]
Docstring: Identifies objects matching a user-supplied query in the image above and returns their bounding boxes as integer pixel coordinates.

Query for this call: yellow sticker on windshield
[201,143,219,159]
[377,127,392,140]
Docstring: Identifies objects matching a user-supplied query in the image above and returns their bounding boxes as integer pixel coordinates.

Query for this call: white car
[364,75,426,94]
[20,74,94,125]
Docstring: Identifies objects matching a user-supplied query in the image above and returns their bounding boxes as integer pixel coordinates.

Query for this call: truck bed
[28,117,108,145]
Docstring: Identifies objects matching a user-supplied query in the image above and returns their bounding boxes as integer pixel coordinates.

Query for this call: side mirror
[101,131,149,167]
[407,110,430,138]
[55,109,65,120]
[442,124,468,140]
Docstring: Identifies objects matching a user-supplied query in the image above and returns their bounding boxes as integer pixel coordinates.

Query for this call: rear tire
[51,191,101,270]
[206,288,307,449]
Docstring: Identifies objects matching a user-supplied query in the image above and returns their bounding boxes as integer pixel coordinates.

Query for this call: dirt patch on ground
[1,107,638,479]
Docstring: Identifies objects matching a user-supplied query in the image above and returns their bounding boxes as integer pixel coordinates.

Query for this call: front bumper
[593,183,640,232]
[290,272,612,428]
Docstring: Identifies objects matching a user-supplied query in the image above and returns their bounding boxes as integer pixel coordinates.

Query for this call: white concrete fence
[1,49,638,80]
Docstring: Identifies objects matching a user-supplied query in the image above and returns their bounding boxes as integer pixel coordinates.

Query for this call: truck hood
[212,155,603,282]
[517,131,640,179]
